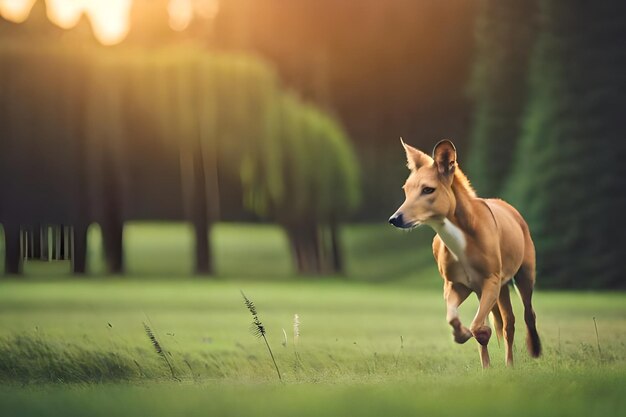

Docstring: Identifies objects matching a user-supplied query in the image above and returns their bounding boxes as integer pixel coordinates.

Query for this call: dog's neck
[430,173,479,260]
[450,175,478,233]
[431,218,467,261]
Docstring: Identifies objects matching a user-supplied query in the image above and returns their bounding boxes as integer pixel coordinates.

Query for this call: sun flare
[0,0,220,45]
[45,0,83,29]
[0,0,36,23]
[83,0,132,46]
[168,0,193,32]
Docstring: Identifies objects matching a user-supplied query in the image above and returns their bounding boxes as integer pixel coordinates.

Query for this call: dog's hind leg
[514,263,541,358]
[497,284,515,366]
[490,304,503,346]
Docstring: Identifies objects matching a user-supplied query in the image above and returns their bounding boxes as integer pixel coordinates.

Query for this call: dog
[389,139,541,368]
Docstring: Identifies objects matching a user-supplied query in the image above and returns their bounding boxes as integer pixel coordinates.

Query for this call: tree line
[467,0,626,288]
[0,40,360,276]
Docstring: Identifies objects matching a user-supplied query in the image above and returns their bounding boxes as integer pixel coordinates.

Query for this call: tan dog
[389,139,541,368]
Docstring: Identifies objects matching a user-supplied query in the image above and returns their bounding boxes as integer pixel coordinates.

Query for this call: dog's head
[388,139,458,229]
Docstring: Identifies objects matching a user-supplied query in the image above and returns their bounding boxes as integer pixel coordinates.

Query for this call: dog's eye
[422,187,435,195]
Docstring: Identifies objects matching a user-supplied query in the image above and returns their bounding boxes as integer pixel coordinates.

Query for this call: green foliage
[506,0,626,288]
[233,86,360,274]
[304,105,361,219]
[466,0,626,288]
[467,0,537,197]
[239,89,361,224]
[0,40,359,227]
[0,39,360,274]
[87,46,361,226]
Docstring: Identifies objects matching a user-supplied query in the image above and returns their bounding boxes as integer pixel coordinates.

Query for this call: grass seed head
[143,322,163,355]
[241,291,266,337]
[293,314,300,345]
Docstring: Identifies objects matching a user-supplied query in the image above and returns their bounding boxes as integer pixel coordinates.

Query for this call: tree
[506,0,626,288]
[241,93,360,274]
[0,38,360,276]
[466,0,537,197]
[0,39,91,274]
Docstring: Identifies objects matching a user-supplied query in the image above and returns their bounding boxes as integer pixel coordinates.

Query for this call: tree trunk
[63,225,72,260]
[4,223,22,274]
[21,229,28,261]
[194,221,212,275]
[53,225,61,260]
[329,222,343,274]
[191,149,214,275]
[40,225,49,261]
[285,227,301,273]
[102,220,124,274]
[286,224,326,275]
[72,224,88,274]
[101,158,124,274]
[27,227,35,259]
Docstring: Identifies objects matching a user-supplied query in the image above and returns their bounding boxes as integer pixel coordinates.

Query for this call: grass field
[0,223,625,416]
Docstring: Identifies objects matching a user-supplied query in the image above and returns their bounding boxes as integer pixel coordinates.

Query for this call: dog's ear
[432,139,457,179]
[401,138,432,171]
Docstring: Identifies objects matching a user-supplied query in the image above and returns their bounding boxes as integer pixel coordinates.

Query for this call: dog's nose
[389,213,404,227]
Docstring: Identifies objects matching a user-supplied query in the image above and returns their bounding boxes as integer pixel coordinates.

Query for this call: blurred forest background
[0,0,624,288]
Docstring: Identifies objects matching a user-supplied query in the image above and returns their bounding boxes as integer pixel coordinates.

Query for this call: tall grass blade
[293,313,303,366]
[143,322,178,380]
[293,314,300,346]
[593,317,602,359]
[240,291,282,381]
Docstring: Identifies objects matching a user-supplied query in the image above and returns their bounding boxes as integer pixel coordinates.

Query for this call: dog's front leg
[444,281,472,344]
[470,275,500,368]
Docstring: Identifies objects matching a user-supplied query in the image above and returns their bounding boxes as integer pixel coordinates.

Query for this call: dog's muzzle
[388,213,405,228]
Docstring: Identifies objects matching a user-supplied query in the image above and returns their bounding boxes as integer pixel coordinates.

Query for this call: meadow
[0,224,624,417]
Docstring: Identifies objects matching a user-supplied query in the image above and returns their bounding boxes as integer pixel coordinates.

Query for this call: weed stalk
[241,291,282,381]
[143,321,178,381]
[593,317,602,360]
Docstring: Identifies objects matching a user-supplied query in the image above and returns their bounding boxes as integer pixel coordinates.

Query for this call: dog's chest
[434,219,467,262]
[434,220,482,288]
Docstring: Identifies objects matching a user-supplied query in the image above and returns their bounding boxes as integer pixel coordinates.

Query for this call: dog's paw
[472,326,492,346]
[453,327,473,344]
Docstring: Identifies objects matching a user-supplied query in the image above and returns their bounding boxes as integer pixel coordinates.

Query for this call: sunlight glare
[45,0,83,29]
[3,0,219,45]
[43,0,132,45]
[194,0,220,20]
[84,0,132,46]
[168,0,193,32]
[168,0,221,32]
[0,0,36,23]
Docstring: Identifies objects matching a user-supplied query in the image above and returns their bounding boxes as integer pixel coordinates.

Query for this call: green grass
[0,223,624,416]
